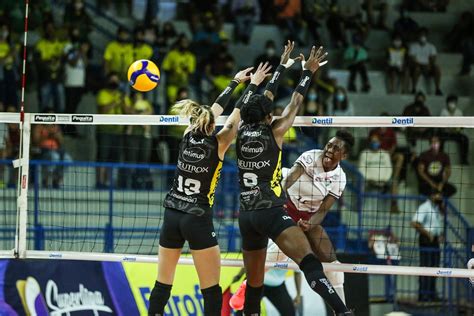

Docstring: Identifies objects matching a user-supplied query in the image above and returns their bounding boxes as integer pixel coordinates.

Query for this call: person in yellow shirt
[103,26,133,83]
[161,35,196,104]
[0,22,18,109]
[35,22,68,112]
[96,72,132,188]
[132,26,153,61]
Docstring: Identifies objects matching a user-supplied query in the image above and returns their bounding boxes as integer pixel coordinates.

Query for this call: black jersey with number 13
[237,123,286,211]
[163,132,223,216]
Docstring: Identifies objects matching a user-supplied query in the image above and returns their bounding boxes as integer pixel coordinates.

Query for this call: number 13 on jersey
[177,175,201,195]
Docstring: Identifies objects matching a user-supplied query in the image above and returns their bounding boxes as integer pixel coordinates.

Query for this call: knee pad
[326,260,344,288]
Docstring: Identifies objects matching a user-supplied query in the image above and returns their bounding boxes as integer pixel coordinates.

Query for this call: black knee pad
[201,284,222,316]
[148,281,172,316]
[299,254,324,272]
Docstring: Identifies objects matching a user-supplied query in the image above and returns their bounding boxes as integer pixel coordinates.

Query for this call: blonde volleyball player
[148,63,272,316]
[235,41,352,315]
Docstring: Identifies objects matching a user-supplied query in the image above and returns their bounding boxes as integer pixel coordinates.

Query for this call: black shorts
[159,208,218,250]
[239,206,296,251]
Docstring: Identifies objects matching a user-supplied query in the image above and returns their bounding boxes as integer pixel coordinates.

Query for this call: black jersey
[236,123,286,211]
[163,132,223,216]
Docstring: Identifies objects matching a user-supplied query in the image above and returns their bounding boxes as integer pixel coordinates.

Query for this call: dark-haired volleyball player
[148,63,272,316]
[282,129,355,303]
[236,41,353,315]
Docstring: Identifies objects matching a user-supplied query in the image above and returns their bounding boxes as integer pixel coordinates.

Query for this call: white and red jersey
[286,149,346,217]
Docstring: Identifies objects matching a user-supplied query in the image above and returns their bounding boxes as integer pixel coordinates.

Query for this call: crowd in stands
[0,0,471,191]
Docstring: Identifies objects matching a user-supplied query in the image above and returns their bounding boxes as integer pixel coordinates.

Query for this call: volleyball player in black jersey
[236,42,353,315]
[148,63,272,316]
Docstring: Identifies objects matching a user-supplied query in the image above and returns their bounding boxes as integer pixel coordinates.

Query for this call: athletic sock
[243,283,264,315]
[299,254,349,314]
[201,284,222,316]
[148,281,172,316]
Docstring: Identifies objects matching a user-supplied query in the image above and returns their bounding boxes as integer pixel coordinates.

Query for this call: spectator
[358,133,393,194]
[326,0,366,48]
[459,37,474,76]
[301,0,322,43]
[96,72,131,188]
[231,0,260,44]
[161,35,196,104]
[403,0,449,12]
[274,0,302,44]
[300,87,325,145]
[439,94,469,165]
[417,135,456,198]
[0,104,5,187]
[402,91,431,146]
[364,0,388,29]
[411,191,444,302]
[408,28,442,95]
[343,34,370,92]
[386,34,409,94]
[328,87,354,116]
[192,14,222,61]
[103,26,133,86]
[63,0,92,41]
[123,92,153,189]
[32,108,72,188]
[63,26,90,115]
[446,11,473,53]
[369,126,406,213]
[35,21,67,112]
[393,8,419,44]
[254,40,281,70]
[133,26,154,61]
[0,21,18,110]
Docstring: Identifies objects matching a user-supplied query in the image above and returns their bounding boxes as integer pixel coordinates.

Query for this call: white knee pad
[326,260,344,288]
[468,258,474,285]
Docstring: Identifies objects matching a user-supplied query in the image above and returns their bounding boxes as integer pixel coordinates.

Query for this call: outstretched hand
[301,46,328,73]
[280,40,302,69]
[250,62,272,86]
[234,66,254,83]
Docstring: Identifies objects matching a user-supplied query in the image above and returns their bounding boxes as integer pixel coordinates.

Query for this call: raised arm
[263,40,301,101]
[281,163,305,194]
[272,46,328,147]
[217,63,272,159]
[210,66,254,118]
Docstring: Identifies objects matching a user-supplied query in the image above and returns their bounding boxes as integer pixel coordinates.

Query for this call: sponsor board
[311,117,333,125]
[391,117,414,126]
[72,115,93,123]
[159,116,180,123]
[34,115,56,123]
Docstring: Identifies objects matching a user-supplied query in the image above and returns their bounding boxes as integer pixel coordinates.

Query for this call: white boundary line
[0,113,472,128]
[24,250,474,279]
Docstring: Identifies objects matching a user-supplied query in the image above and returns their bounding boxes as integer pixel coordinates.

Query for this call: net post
[15,113,31,259]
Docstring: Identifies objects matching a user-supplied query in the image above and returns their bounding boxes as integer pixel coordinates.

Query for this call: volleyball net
[1,113,473,282]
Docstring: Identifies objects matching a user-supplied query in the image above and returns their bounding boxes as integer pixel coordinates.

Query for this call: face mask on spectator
[336,93,345,102]
[308,93,317,102]
[420,36,427,44]
[431,141,440,152]
[370,141,381,150]
[266,48,275,56]
[447,102,457,111]
[393,39,402,48]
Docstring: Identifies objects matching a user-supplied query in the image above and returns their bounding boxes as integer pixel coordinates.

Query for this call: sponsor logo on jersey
[241,141,264,159]
[242,130,262,137]
[177,161,209,173]
[72,115,93,122]
[169,192,198,204]
[189,137,205,145]
[311,117,333,125]
[282,215,292,220]
[34,115,56,122]
[241,187,260,196]
[160,116,179,123]
[238,159,270,170]
[182,147,206,163]
[391,117,414,126]
[303,154,313,164]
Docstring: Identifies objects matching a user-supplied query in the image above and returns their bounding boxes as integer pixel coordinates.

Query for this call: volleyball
[127,59,160,92]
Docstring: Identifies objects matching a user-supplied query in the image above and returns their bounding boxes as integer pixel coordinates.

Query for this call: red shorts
[285,199,314,222]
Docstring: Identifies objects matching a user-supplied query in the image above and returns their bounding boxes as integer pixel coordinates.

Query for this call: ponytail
[171,99,215,135]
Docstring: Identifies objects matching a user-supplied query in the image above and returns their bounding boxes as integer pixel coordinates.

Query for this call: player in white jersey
[282,130,354,303]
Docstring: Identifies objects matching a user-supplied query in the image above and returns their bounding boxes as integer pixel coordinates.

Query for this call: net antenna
[14,0,31,259]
